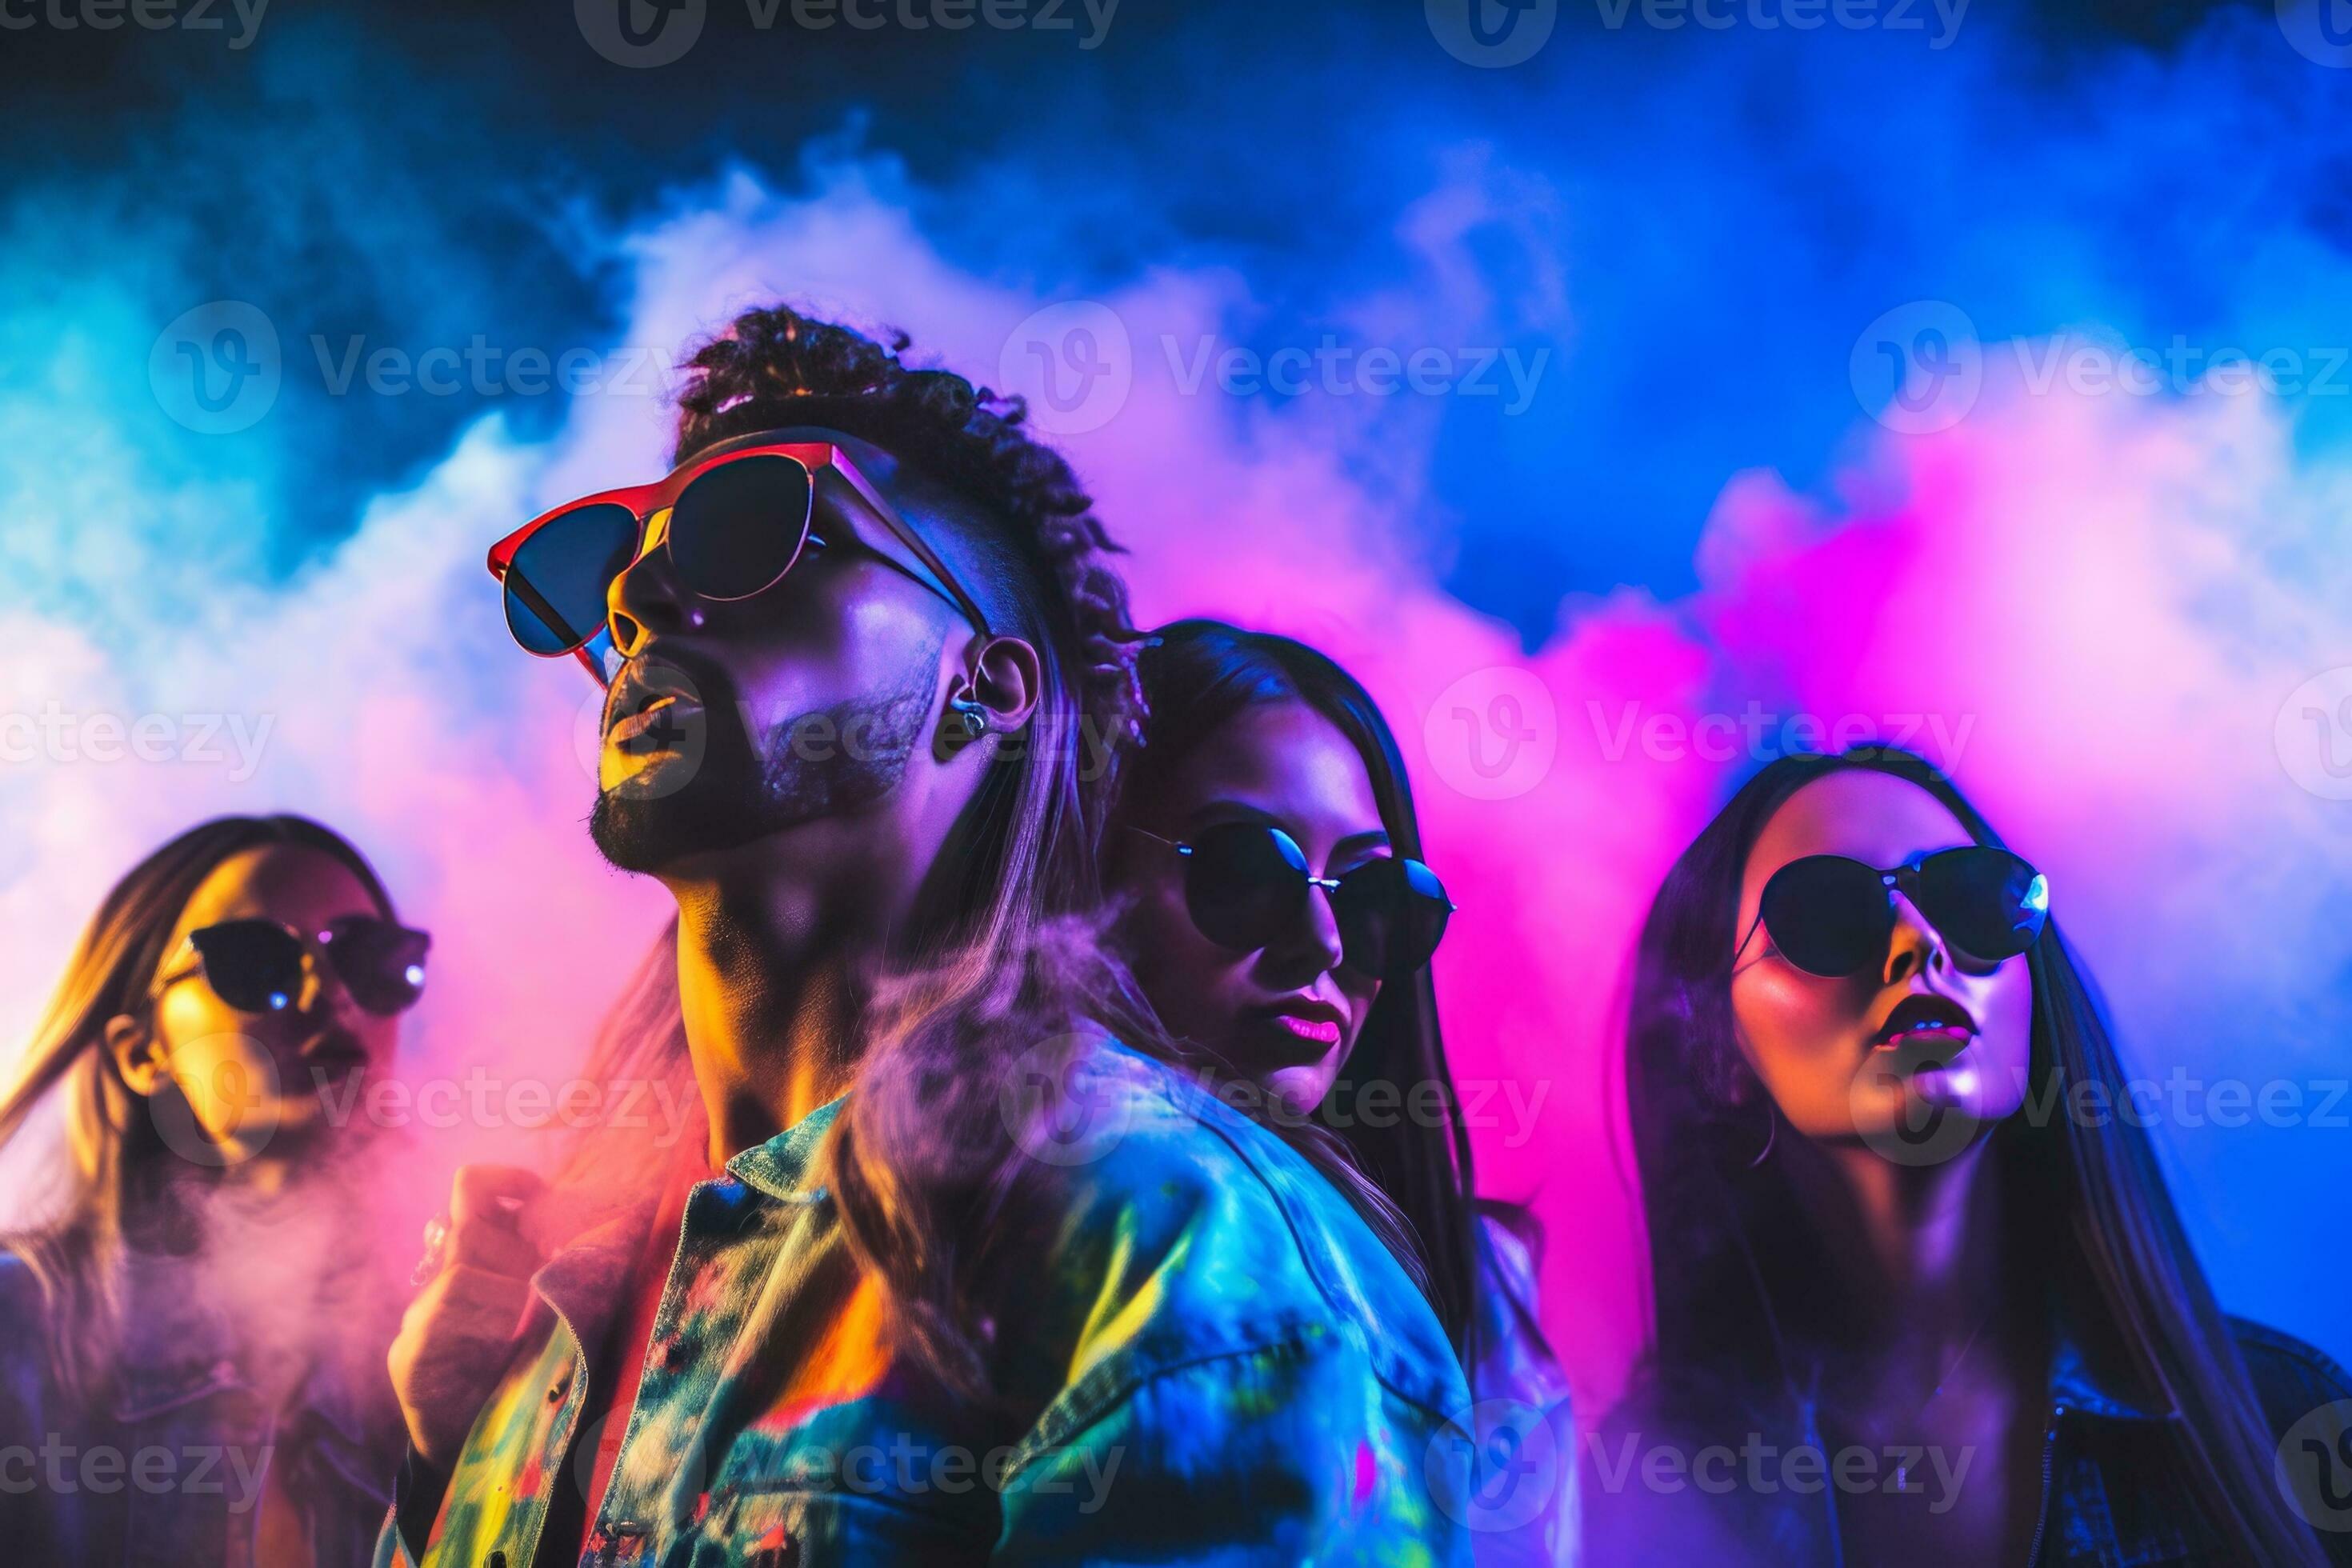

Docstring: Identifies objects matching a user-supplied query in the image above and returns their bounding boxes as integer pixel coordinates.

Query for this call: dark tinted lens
[189,921,306,1014]
[669,455,813,602]
[506,503,639,655]
[1332,858,1452,978]
[1914,847,2048,961]
[1182,825,1310,951]
[1758,855,1893,976]
[321,916,430,1017]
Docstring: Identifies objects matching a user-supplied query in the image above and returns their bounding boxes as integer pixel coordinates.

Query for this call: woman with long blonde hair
[0,814,426,1566]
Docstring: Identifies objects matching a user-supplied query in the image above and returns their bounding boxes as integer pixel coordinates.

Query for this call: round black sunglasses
[1130,822,1454,980]
[157,915,432,1018]
[1740,846,2050,978]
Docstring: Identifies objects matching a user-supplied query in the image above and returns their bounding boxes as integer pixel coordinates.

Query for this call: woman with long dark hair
[1108,618,1577,1565]
[1590,746,2347,1564]
[0,814,426,1566]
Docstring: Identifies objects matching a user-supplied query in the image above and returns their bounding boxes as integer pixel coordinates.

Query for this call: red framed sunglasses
[487,434,991,682]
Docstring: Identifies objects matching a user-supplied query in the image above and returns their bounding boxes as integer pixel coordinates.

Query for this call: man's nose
[608,510,701,658]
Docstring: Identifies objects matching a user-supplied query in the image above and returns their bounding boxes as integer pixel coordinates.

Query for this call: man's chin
[590,789,757,874]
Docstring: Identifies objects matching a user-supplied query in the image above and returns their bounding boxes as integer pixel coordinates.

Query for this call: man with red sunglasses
[378,306,1477,1566]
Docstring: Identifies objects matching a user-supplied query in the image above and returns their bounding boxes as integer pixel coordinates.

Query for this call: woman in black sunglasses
[0,814,426,1566]
[1108,619,1576,1565]
[1589,747,2347,1566]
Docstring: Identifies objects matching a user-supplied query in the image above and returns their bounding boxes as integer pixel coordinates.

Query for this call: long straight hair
[1623,746,2326,1563]
[1110,618,1487,1355]
[0,814,397,1406]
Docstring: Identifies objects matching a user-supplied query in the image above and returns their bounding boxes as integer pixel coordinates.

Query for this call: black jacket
[1583,1314,2352,1566]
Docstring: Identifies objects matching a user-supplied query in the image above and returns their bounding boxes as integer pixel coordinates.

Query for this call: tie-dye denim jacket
[375,1039,1478,1566]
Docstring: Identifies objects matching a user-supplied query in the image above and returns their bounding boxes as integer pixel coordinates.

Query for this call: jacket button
[547,1378,569,1403]
[487,1554,507,1568]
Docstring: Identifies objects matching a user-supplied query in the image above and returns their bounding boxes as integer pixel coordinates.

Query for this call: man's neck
[669,869,879,1164]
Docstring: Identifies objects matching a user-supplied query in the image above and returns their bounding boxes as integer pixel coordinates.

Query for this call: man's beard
[590,635,942,874]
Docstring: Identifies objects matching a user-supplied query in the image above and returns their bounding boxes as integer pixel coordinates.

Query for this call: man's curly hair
[670,305,1144,779]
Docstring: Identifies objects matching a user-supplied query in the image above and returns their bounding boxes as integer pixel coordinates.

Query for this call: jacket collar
[2046,1315,2170,1421]
[527,1094,848,1352]
[530,1192,664,1357]
[726,1094,847,1206]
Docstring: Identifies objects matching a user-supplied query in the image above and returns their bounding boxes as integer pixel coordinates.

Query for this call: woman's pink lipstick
[1248,998,1346,1062]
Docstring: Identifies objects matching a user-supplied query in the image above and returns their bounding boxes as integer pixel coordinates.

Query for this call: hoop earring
[1747,1108,1778,1168]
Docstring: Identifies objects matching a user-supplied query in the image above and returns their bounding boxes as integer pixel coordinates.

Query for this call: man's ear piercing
[944,693,990,745]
